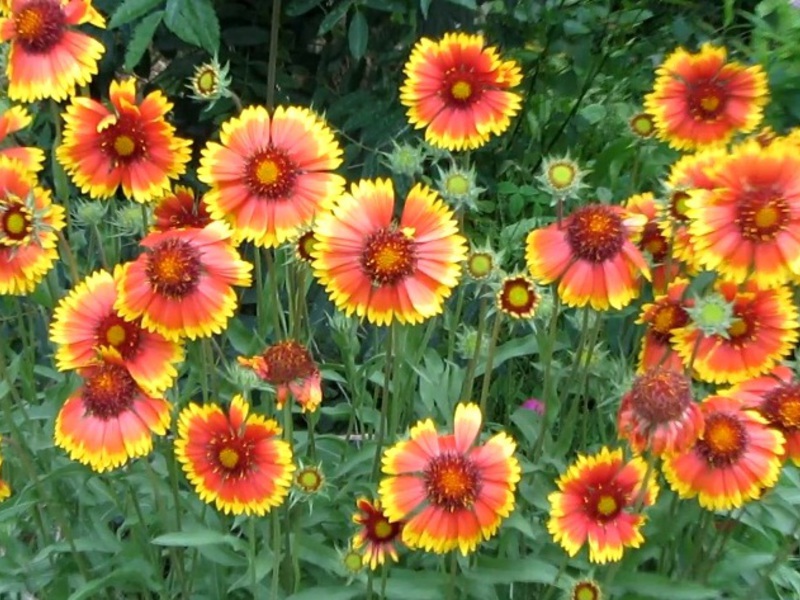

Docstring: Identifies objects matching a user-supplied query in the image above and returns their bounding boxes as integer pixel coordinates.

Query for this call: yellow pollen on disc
[375,246,403,272]
[373,519,393,539]
[451,80,472,100]
[438,466,469,498]
[256,158,280,185]
[114,135,136,157]
[587,214,612,235]
[218,447,240,469]
[5,212,26,235]
[727,318,748,338]
[754,205,780,229]
[16,7,44,38]
[779,398,800,428]
[653,306,676,334]
[106,324,127,346]
[92,371,117,395]
[508,285,531,308]
[700,95,720,112]
[596,494,618,516]
[706,420,740,454]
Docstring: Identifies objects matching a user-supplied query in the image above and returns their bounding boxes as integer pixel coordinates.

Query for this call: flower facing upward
[175,395,295,516]
[312,179,467,326]
[0,106,44,172]
[294,464,325,495]
[662,395,784,510]
[629,113,655,139]
[0,0,105,102]
[720,366,800,465]
[352,497,404,569]
[114,222,253,341]
[379,403,520,555]
[0,156,65,295]
[618,368,703,456]
[537,155,587,198]
[56,78,192,202]
[49,270,183,395]
[55,349,171,472]
[571,580,603,600]
[152,185,211,232]
[672,281,799,385]
[526,204,650,310]
[636,278,692,373]
[496,275,539,319]
[198,105,345,248]
[645,44,768,150]
[687,140,800,288]
[548,447,658,564]
[238,340,322,413]
[400,32,522,151]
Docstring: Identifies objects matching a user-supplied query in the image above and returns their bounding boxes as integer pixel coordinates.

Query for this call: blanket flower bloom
[0,105,44,172]
[152,185,211,232]
[352,498,404,570]
[636,278,692,373]
[57,78,192,202]
[400,32,522,151]
[379,403,520,555]
[175,394,295,516]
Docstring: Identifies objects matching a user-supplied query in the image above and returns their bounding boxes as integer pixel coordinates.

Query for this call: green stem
[249,518,258,597]
[266,0,282,110]
[539,555,569,600]
[254,247,268,337]
[460,294,488,401]
[478,312,503,414]
[270,509,282,598]
[264,248,286,338]
[371,324,395,481]
[447,552,459,600]
[532,293,561,460]
[446,285,466,364]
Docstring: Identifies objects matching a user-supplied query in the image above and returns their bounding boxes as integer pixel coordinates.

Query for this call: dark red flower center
[649,301,689,344]
[210,434,254,479]
[424,452,481,511]
[572,581,602,600]
[761,382,800,432]
[641,222,668,262]
[697,412,747,466]
[584,482,625,522]
[295,466,324,492]
[736,188,789,242]
[82,363,138,420]
[146,238,202,299]
[688,83,727,121]
[358,502,402,543]
[499,277,538,317]
[441,68,484,106]
[245,147,298,199]
[101,114,148,164]
[295,230,316,263]
[14,0,65,54]
[669,190,691,223]
[155,191,212,231]
[258,340,316,384]
[629,368,693,423]
[566,205,626,263]
[95,312,142,359]
[361,227,417,285]
[0,203,32,245]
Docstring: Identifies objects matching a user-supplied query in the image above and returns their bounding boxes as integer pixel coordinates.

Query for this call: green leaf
[318,0,354,35]
[420,0,433,18]
[613,572,719,599]
[164,0,220,54]
[286,587,364,600]
[443,0,476,8]
[108,0,164,28]
[124,10,163,71]
[465,556,558,584]
[348,11,368,60]
[152,528,241,548]
[285,0,325,16]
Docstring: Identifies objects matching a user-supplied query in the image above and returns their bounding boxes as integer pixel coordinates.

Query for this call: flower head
[496,274,538,319]
[645,43,768,150]
[55,349,171,472]
[548,447,658,564]
[294,229,317,264]
[465,247,498,281]
[176,395,294,515]
[629,112,655,139]
[436,162,484,211]
[198,105,345,248]
[0,0,106,102]
[152,185,212,232]
[294,463,325,495]
[400,32,522,151]
[187,54,232,108]
[238,340,322,413]
[0,105,44,172]
[312,179,467,326]
[57,78,192,202]
[663,395,784,510]
[636,278,693,373]
[352,497,404,569]
[624,192,676,293]
[114,222,253,341]
[379,403,521,555]
[537,155,587,198]
[571,580,603,600]
[526,204,650,310]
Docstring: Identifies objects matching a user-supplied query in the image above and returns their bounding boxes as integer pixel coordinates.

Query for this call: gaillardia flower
[687,140,800,288]
[624,192,676,293]
[0,0,105,102]
[672,281,799,385]
[618,368,703,456]
[55,349,171,472]
[238,340,322,413]
[636,278,692,373]
[0,156,65,295]
[352,497,404,570]
[114,221,253,341]
[645,44,768,150]
[294,463,325,495]
[662,395,784,510]
[0,106,44,172]
[175,395,295,516]
[548,447,658,564]
[198,105,345,248]
[720,366,800,465]
[496,274,538,319]
[400,32,522,151]
[379,403,521,555]
[152,185,211,232]
[57,78,192,202]
[526,204,650,310]
[571,580,603,600]
[49,269,183,394]
[312,179,467,326]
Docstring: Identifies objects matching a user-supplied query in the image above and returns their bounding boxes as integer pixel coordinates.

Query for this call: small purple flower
[522,398,545,415]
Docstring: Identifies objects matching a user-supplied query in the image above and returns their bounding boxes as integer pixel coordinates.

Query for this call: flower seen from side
[175,394,295,516]
[312,179,467,326]
[198,105,345,248]
[400,32,522,151]
[547,447,658,564]
[352,497,404,569]
[636,278,692,373]
[379,403,520,555]
[114,221,253,341]
[152,185,212,232]
[662,395,784,510]
[57,78,192,203]
[0,105,44,172]
[0,0,105,102]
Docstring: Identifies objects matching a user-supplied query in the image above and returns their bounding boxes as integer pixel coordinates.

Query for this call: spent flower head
[385,142,426,177]
[72,198,108,228]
